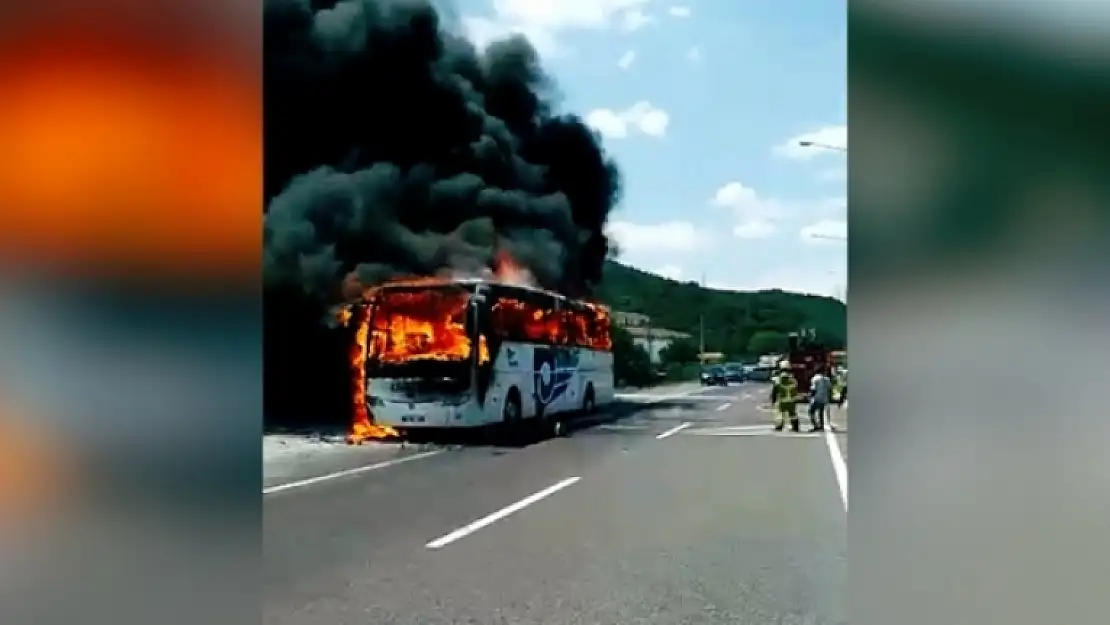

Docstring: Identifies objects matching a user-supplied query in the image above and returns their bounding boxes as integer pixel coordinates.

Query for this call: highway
[264,382,847,625]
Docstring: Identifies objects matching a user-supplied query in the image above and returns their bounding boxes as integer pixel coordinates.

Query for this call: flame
[478,334,490,365]
[371,289,474,363]
[490,297,612,350]
[492,250,534,286]
[342,252,611,443]
[346,287,480,444]
[345,305,397,444]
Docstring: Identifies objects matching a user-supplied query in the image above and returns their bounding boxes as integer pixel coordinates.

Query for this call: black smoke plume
[263,0,622,426]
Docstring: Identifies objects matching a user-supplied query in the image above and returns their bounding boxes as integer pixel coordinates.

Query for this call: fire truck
[784,329,837,401]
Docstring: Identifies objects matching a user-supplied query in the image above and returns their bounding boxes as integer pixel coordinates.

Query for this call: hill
[595,261,845,359]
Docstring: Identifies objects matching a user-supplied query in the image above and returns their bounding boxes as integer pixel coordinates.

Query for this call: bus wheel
[502,389,522,437]
[535,404,564,440]
[582,385,596,414]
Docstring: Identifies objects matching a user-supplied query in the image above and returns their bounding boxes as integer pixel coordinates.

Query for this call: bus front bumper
[369,399,473,428]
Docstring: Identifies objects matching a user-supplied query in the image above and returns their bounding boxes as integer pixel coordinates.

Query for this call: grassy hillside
[595,261,845,358]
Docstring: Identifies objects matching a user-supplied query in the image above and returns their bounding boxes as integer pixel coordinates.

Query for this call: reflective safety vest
[777,374,797,404]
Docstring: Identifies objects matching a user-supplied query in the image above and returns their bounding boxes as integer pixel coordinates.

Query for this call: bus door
[527,291,567,417]
[563,300,595,411]
[468,285,493,406]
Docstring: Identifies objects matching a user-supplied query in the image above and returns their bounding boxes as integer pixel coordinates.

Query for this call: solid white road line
[705,424,774,432]
[715,402,732,411]
[425,476,581,549]
[691,431,821,438]
[824,429,848,510]
[614,390,731,402]
[263,450,444,495]
[655,422,692,439]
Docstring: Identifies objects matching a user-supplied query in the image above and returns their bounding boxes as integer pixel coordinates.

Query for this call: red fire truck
[785,330,836,401]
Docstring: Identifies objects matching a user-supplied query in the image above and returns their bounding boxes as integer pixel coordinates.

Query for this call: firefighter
[771,360,800,432]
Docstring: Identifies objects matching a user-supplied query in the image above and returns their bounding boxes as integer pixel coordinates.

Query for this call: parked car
[723,363,746,383]
[745,365,774,382]
[700,366,727,386]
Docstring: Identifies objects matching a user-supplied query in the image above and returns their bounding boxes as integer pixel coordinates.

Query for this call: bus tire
[502,388,523,438]
[534,403,565,440]
[582,384,596,415]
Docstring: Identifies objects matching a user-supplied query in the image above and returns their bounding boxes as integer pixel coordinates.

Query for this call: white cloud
[668,6,692,17]
[685,45,702,63]
[800,219,848,243]
[586,101,670,139]
[607,220,702,253]
[619,7,653,31]
[711,182,845,240]
[617,49,636,69]
[654,264,684,280]
[462,17,560,58]
[463,0,652,56]
[773,124,847,160]
[710,181,783,238]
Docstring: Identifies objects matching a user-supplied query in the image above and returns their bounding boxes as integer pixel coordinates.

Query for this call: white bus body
[364,280,614,430]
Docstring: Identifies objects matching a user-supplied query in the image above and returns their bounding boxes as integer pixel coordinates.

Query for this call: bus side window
[490,289,570,346]
[527,292,563,345]
[491,297,526,343]
[565,304,587,348]
[586,306,611,350]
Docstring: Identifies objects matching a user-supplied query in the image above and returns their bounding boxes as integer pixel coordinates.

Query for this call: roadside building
[612,311,692,365]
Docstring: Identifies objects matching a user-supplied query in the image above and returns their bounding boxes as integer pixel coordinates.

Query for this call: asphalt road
[264,382,847,625]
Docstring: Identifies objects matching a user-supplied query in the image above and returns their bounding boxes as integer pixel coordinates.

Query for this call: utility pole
[699,271,706,359]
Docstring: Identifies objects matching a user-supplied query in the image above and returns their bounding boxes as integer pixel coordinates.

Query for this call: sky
[451,0,846,299]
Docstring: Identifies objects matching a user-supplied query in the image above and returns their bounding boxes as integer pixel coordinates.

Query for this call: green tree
[659,337,699,364]
[611,325,654,387]
[594,261,846,358]
[746,330,787,356]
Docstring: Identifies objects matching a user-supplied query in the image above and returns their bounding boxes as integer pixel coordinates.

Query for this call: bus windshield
[367,285,481,378]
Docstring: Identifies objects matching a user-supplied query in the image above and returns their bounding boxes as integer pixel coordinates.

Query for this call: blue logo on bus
[533,347,578,406]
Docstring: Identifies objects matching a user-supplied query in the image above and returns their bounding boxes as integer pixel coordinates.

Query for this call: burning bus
[341,277,614,443]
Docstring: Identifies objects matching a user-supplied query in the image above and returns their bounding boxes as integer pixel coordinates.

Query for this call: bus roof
[375,278,610,311]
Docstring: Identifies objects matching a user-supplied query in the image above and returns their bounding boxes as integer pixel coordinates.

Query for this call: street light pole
[798,140,847,153]
[699,271,706,358]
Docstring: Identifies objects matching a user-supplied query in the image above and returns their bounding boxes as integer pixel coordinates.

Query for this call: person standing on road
[830,367,846,407]
[771,361,800,432]
[837,367,847,406]
[808,367,831,432]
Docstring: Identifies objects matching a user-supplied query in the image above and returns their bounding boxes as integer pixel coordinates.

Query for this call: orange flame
[371,289,475,363]
[489,297,612,350]
[342,252,611,443]
[345,305,397,444]
[492,250,534,286]
[345,287,486,444]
